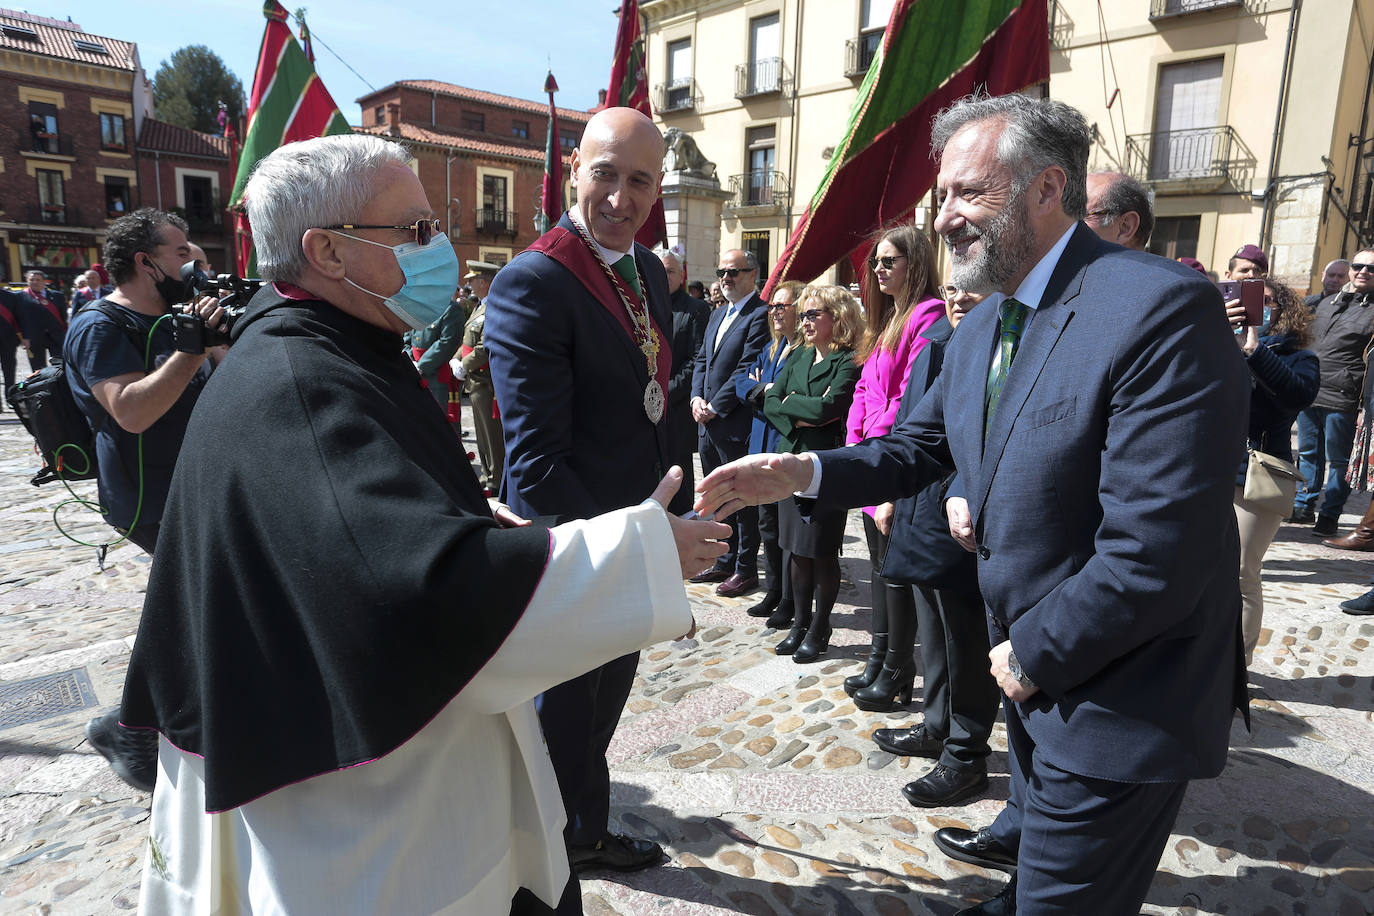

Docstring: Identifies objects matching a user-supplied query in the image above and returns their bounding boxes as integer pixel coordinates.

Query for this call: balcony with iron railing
[845,31,881,77]
[1049,0,1074,50]
[183,205,223,232]
[26,203,79,226]
[725,169,790,214]
[1149,0,1242,19]
[23,132,76,158]
[655,78,698,114]
[735,57,784,99]
[476,207,518,236]
[1125,125,1240,189]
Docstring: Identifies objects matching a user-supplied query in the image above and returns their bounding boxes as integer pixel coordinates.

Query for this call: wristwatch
[1007,649,1035,690]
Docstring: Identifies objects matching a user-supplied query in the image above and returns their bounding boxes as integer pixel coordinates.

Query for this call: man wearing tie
[689,248,769,598]
[17,270,67,369]
[696,93,1250,915]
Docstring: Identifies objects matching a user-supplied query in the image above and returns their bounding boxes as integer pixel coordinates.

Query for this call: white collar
[569,206,633,266]
[999,223,1078,311]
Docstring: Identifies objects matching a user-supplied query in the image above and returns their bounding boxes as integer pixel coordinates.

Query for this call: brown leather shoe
[689,566,731,584]
[1324,528,1374,550]
[716,573,759,598]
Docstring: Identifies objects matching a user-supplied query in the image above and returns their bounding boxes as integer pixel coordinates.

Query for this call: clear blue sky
[46,1,622,119]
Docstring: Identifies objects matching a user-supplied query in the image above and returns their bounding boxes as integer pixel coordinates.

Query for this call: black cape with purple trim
[119,286,551,812]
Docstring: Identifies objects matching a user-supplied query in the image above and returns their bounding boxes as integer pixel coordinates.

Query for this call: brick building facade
[356,80,592,269]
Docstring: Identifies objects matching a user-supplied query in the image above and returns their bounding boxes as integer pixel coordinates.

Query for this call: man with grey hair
[116,132,727,915]
[660,243,709,515]
[1084,171,1153,250]
[696,92,1249,915]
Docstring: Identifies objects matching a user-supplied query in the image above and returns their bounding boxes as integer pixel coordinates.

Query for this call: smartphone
[1239,278,1265,325]
[1217,279,1267,326]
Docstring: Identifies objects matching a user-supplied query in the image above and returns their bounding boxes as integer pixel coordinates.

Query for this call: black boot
[746,590,780,618]
[845,635,888,695]
[775,605,811,655]
[853,588,917,710]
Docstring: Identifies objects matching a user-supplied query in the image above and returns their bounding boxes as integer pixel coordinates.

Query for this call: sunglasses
[322,218,443,246]
[715,267,754,278]
[868,255,906,270]
[1352,262,1374,273]
[800,309,829,322]
[766,303,792,312]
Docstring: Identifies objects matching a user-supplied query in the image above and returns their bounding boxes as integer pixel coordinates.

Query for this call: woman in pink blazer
[842,223,946,710]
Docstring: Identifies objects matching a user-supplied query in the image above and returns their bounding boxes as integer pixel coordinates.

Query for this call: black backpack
[7,304,148,487]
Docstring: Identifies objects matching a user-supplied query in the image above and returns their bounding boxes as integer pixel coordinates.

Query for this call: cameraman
[64,209,226,793]
[64,209,226,555]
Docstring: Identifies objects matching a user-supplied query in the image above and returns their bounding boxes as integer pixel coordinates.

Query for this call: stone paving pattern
[1,371,1372,914]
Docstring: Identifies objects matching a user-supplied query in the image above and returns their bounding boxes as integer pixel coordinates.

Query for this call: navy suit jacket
[485,214,672,524]
[814,225,1251,783]
[691,292,769,449]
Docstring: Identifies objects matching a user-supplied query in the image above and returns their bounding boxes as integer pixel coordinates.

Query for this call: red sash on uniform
[526,226,671,417]
[25,290,66,330]
[0,303,15,335]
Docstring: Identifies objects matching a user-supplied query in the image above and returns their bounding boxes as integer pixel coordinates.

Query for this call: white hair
[656,243,686,267]
[244,133,414,282]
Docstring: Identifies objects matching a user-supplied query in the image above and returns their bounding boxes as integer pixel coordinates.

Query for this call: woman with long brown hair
[842,223,946,709]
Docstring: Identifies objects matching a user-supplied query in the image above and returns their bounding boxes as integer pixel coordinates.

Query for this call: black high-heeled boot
[853,590,917,710]
[775,606,811,655]
[792,620,832,663]
[844,635,888,695]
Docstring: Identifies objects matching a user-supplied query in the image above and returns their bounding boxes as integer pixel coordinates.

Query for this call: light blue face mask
[1258,305,1272,336]
[340,232,460,331]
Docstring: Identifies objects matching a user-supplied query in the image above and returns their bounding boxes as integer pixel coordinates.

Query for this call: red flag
[606,0,666,249]
[538,71,563,235]
[766,0,1049,295]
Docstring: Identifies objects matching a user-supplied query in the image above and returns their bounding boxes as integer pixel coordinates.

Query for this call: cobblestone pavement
[1,374,1372,914]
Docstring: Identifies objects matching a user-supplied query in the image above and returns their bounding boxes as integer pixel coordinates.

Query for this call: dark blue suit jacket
[814,225,1251,783]
[485,214,672,524]
[691,293,769,450]
[738,340,794,454]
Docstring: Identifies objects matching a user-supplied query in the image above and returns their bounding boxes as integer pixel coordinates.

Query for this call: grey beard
[946,194,1034,295]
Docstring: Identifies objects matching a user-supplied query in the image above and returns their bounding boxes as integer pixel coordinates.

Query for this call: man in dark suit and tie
[17,270,67,369]
[689,248,768,597]
[485,106,689,896]
[696,93,1250,915]
[660,245,709,516]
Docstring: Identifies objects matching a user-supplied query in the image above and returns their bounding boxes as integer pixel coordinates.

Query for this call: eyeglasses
[766,303,792,312]
[321,218,443,246]
[715,267,754,278]
[868,255,906,271]
[940,284,962,298]
[1351,262,1374,273]
[800,309,829,322]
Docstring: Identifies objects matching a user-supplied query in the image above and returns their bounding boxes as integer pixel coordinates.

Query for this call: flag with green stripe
[229,0,352,275]
[767,0,1049,293]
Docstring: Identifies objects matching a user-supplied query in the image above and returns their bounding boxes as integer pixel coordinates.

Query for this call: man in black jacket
[660,245,708,515]
[1293,248,1374,534]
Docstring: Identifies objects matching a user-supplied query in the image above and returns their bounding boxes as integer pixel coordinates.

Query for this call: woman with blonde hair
[764,285,863,661]
[738,280,806,625]
[843,223,946,707]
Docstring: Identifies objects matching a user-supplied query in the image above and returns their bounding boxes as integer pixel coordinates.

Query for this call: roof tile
[137,118,233,159]
[370,80,593,124]
[0,8,138,70]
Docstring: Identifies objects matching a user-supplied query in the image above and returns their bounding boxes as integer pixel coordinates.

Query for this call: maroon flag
[606,0,666,248]
[538,71,563,234]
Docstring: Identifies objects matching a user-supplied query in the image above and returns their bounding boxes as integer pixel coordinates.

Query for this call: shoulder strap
[88,303,152,364]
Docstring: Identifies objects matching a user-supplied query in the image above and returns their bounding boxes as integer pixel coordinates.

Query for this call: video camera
[172,261,264,352]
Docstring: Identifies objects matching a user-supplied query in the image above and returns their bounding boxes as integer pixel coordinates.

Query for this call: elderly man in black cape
[116,133,727,916]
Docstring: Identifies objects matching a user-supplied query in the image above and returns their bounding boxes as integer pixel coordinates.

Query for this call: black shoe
[775,624,806,655]
[873,724,943,758]
[844,634,888,695]
[568,833,665,875]
[1287,509,1315,524]
[764,610,793,629]
[955,873,1017,915]
[902,763,989,808]
[716,573,759,598]
[1341,587,1374,615]
[689,566,731,584]
[792,625,832,663]
[747,592,781,618]
[1313,516,1339,537]
[933,826,1018,873]
[84,711,157,792]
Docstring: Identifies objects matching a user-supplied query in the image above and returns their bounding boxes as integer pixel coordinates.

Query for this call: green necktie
[985,297,1030,436]
[612,254,641,297]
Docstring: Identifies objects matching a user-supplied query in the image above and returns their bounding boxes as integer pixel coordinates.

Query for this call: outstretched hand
[694,452,814,521]
[651,467,732,579]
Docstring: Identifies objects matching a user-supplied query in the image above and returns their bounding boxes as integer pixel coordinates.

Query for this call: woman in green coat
[763,285,864,662]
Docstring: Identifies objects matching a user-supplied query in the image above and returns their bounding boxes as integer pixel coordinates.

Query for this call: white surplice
[139,500,692,915]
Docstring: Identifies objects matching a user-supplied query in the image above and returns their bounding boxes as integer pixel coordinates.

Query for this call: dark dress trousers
[0,289,20,402]
[667,286,709,515]
[879,315,998,772]
[485,213,673,862]
[691,291,769,574]
[810,225,1251,913]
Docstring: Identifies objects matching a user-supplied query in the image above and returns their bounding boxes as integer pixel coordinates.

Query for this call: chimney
[386,103,401,135]
[597,89,607,108]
